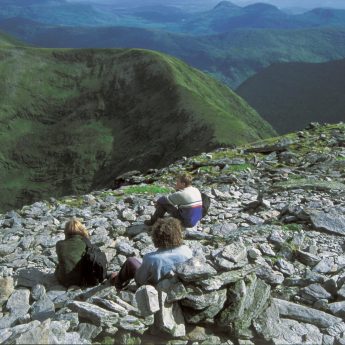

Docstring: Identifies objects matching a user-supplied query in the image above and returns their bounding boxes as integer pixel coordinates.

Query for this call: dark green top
[55,234,87,287]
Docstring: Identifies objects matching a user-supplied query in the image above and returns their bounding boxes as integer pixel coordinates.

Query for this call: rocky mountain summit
[1,122,345,344]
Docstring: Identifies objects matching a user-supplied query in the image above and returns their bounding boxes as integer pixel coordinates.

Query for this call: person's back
[135,244,192,286]
[55,218,92,288]
[55,234,86,287]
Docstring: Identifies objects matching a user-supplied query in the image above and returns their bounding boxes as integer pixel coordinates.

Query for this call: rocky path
[1,122,345,344]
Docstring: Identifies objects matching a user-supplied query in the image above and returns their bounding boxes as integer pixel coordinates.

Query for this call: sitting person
[112,217,192,289]
[145,173,203,228]
[55,218,89,288]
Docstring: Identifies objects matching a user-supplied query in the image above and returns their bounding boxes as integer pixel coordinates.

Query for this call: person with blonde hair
[111,217,192,289]
[145,173,203,227]
[55,218,90,287]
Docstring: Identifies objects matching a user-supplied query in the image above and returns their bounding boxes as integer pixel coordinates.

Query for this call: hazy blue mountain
[237,58,345,133]
[2,19,345,88]
[1,1,345,32]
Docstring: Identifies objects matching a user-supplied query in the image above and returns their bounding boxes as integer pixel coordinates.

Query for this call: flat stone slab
[273,179,345,193]
[274,298,342,328]
[68,301,119,327]
[175,257,217,282]
[309,210,345,236]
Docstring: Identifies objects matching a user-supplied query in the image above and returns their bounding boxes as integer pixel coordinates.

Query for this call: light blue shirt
[135,245,193,286]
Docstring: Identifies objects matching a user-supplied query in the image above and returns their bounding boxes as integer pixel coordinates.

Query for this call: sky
[66,0,345,10]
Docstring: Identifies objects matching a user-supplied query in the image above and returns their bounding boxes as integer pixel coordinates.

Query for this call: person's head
[64,218,89,239]
[175,173,193,190]
[152,217,183,249]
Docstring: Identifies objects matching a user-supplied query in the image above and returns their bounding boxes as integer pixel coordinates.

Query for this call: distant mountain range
[1,0,345,32]
[2,18,345,88]
[237,58,345,134]
[0,32,274,211]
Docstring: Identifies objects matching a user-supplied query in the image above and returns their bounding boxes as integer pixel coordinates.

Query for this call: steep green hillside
[237,58,345,134]
[0,43,275,211]
[0,29,26,47]
[2,21,345,88]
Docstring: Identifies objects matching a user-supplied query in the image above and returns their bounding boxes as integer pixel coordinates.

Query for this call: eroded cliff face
[0,47,274,212]
[0,122,345,344]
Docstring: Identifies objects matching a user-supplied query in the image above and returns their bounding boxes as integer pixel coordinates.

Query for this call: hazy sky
[67,0,345,10]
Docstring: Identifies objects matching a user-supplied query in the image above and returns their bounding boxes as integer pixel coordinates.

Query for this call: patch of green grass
[122,185,172,195]
[282,223,303,232]
[223,163,253,173]
[59,197,84,208]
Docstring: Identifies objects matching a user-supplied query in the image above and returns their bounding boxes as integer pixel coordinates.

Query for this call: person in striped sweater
[145,173,203,228]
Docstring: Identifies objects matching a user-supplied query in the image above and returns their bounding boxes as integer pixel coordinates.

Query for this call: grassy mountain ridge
[236,58,345,133]
[0,42,275,212]
[1,21,345,88]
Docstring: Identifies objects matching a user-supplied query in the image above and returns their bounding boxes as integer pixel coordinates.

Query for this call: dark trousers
[151,202,181,223]
[117,257,142,288]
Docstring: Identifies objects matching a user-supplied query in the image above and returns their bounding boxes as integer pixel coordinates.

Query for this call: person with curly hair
[55,218,90,287]
[145,173,203,227]
[111,217,192,289]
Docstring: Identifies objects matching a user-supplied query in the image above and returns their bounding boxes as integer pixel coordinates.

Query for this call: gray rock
[300,283,332,302]
[12,319,51,344]
[117,315,147,334]
[0,321,41,343]
[92,297,128,316]
[31,284,46,301]
[329,301,345,318]
[253,300,281,342]
[135,285,160,317]
[115,241,136,256]
[31,296,55,321]
[0,243,18,256]
[296,250,321,267]
[273,318,323,345]
[337,282,345,299]
[181,287,226,310]
[259,243,276,256]
[210,223,237,237]
[221,241,248,265]
[274,298,342,328]
[309,210,345,236]
[14,267,48,288]
[313,257,337,274]
[6,289,30,315]
[126,224,147,237]
[156,290,186,337]
[325,322,345,337]
[247,248,261,260]
[183,289,227,324]
[77,323,102,341]
[276,258,295,276]
[175,257,217,282]
[219,274,271,337]
[54,310,79,328]
[68,301,119,327]
[256,265,284,285]
[0,277,14,305]
[121,210,137,221]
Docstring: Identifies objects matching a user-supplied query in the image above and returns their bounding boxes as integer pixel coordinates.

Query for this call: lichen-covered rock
[135,285,160,317]
[156,281,186,337]
[175,257,217,282]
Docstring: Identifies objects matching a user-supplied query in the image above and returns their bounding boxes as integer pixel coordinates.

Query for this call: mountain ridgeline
[237,58,345,134]
[2,19,345,88]
[0,37,275,212]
